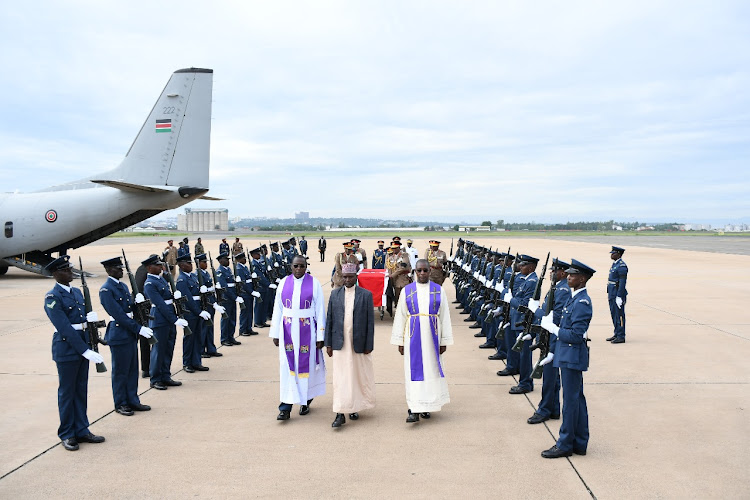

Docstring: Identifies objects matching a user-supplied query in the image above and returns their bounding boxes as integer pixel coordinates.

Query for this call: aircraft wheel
[0,265,8,275]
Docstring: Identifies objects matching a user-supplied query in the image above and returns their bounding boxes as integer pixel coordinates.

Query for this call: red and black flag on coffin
[155,119,172,133]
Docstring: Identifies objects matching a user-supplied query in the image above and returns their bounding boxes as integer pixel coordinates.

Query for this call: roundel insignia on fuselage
[45,210,57,223]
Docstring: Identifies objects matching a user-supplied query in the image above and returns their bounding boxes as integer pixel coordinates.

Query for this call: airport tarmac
[0,236,748,499]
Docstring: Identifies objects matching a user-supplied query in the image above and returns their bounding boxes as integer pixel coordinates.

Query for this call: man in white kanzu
[391,259,453,423]
[270,255,327,420]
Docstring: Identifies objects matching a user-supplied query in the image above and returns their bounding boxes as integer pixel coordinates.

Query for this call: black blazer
[324,285,375,353]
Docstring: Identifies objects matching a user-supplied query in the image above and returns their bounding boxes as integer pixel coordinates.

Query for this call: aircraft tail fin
[100,68,213,188]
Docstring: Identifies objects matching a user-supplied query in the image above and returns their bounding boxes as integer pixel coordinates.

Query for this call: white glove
[274,262,279,268]
[501,323,509,330]
[200,285,208,293]
[503,292,512,303]
[479,276,486,284]
[174,318,188,328]
[522,334,532,341]
[269,284,278,289]
[356,253,363,262]
[539,352,554,366]
[516,332,524,342]
[473,271,480,279]
[215,283,223,289]
[138,326,154,339]
[86,311,98,323]
[135,293,145,304]
[494,282,503,292]
[208,286,215,292]
[236,297,245,304]
[616,297,623,308]
[275,278,281,283]
[252,291,261,298]
[541,313,559,335]
[251,272,258,279]
[82,349,104,364]
[267,265,272,271]
[173,290,182,300]
[492,307,502,318]
[199,311,211,321]
[235,276,242,283]
[528,299,540,313]
[212,303,226,314]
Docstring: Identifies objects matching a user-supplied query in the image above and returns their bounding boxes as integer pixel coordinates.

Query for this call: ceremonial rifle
[121,250,157,346]
[193,256,216,325]
[512,252,550,352]
[495,253,520,341]
[530,273,557,379]
[208,252,227,307]
[483,246,511,321]
[78,257,108,373]
[162,262,193,336]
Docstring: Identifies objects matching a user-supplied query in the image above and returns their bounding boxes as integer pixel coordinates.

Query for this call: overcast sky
[0,1,747,224]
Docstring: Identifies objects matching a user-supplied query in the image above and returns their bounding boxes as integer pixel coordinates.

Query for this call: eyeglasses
[292,264,306,268]
[415,269,430,273]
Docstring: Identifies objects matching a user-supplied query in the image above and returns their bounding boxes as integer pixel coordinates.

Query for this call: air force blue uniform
[235,262,256,334]
[252,258,270,326]
[176,270,203,368]
[99,277,143,410]
[607,258,628,340]
[45,283,92,440]
[143,274,178,384]
[198,267,219,355]
[553,287,592,453]
[215,264,238,343]
[509,271,538,392]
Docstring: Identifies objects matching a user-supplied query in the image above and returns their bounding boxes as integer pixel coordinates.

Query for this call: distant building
[458,225,491,232]
[295,211,310,221]
[177,208,229,232]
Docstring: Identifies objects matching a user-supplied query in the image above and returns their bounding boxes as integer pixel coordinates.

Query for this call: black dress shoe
[164,379,182,387]
[527,413,549,424]
[348,412,359,420]
[473,331,485,337]
[183,365,196,373]
[230,339,242,345]
[130,403,151,411]
[141,371,150,379]
[201,353,211,358]
[208,352,223,357]
[573,448,587,456]
[611,337,626,344]
[332,413,346,427]
[61,438,79,451]
[406,411,420,423]
[469,323,483,329]
[605,335,616,341]
[116,406,134,416]
[488,352,506,360]
[221,341,234,347]
[463,317,475,322]
[193,365,209,371]
[460,310,471,315]
[254,323,270,328]
[509,385,531,394]
[550,414,560,420]
[150,382,167,390]
[248,330,259,335]
[277,410,290,421]
[452,300,461,304]
[497,369,519,376]
[541,445,572,459]
[299,405,310,415]
[239,331,252,336]
[76,433,105,444]
[420,412,431,419]
[478,342,495,349]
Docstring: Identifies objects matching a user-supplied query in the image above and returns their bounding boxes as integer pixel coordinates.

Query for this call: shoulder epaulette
[579,299,590,305]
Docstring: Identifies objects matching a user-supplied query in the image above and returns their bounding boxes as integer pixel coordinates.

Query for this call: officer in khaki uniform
[424,240,448,285]
[351,239,367,271]
[332,242,359,288]
[386,241,412,304]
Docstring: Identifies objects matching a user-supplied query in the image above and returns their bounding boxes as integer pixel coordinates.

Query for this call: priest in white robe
[270,255,327,420]
[391,258,453,423]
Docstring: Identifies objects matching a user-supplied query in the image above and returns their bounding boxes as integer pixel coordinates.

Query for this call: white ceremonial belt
[192,296,201,301]
[607,281,617,285]
[126,312,134,319]
[226,283,236,287]
[245,279,252,283]
[71,322,87,330]
[164,299,174,305]
[281,307,315,319]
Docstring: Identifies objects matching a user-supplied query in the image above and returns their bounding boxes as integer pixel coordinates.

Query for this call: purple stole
[280,274,317,378]
[404,281,444,381]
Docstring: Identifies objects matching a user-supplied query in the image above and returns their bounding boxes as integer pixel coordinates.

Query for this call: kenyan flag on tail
[155,119,171,133]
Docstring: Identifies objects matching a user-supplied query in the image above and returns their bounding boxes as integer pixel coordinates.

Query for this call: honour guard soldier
[215,252,242,346]
[44,256,106,451]
[425,240,447,285]
[142,255,185,389]
[99,256,153,416]
[250,247,271,328]
[299,236,308,256]
[503,254,538,395]
[195,253,224,357]
[372,240,386,269]
[606,246,628,344]
[175,254,210,372]
[163,240,178,277]
[261,244,279,321]
[497,255,524,378]
[404,239,419,270]
[540,259,595,458]
[219,238,230,256]
[270,241,287,278]
[281,240,295,271]
[235,252,261,336]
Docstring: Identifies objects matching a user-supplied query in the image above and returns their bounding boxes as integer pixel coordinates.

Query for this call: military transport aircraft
[0,68,217,276]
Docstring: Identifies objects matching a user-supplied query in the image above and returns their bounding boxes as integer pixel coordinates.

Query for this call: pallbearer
[43,255,106,451]
[98,256,153,416]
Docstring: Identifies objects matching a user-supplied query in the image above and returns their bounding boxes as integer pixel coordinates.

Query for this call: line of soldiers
[448,238,595,459]
[42,237,307,451]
